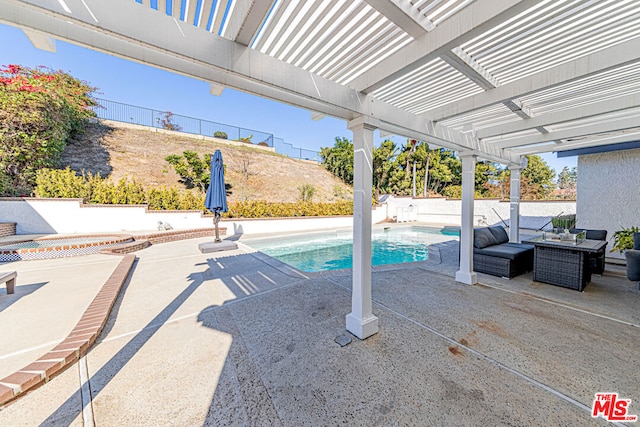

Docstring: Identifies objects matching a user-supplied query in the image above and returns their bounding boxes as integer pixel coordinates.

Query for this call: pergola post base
[346,313,379,340]
[455,271,477,285]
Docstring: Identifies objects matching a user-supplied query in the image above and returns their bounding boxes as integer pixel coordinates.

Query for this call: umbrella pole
[214,211,221,243]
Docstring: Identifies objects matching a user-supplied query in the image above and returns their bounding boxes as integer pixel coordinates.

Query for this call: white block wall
[0,198,386,236]
[576,148,640,261]
[383,196,576,230]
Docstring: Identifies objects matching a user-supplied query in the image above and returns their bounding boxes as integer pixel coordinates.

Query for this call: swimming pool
[246,226,459,272]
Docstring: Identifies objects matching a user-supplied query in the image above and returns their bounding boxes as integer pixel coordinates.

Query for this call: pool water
[246,226,459,272]
[0,234,133,262]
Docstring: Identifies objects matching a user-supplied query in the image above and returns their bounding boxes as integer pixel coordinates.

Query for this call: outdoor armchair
[570,228,607,275]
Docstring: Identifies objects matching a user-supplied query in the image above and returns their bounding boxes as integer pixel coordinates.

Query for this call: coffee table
[521,237,607,291]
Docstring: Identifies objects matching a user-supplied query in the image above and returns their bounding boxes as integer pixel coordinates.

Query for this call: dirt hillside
[60,121,352,204]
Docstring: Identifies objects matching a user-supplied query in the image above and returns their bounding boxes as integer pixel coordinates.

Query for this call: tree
[557,166,577,190]
[158,111,182,131]
[320,137,354,185]
[372,139,397,199]
[165,151,211,192]
[0,64,97,195]
[234,152,258,201]
[488,155,556,200]
[522,155,555,199]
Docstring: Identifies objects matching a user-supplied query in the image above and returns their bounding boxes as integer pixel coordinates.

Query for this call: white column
[346,117,378,340]
[455,153,478,285]
[509,166,522,243]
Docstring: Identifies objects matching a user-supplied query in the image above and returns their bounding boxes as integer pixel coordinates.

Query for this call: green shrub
[224,200,353,218]
[35,168,200,210]
[0,64,97,194]
[551,214,576,231]
[164,151,210,192]
[213,131,228,139]
[298,184,316,202]
[611,226,639,253]
[34,168,352,217]
[238,134,253,144]
[34,167,86,198]
[442,185,482,198]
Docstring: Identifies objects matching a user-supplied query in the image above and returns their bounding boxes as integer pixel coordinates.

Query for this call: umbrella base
[198,241,238,253]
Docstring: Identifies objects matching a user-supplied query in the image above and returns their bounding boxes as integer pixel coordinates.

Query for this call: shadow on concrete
[0,282,47,312]
[39,252,294,426]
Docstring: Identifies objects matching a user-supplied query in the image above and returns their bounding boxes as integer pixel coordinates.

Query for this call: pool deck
[0,233,639,425]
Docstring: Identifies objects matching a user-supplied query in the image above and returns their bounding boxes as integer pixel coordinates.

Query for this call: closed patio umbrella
[204,150,228,243]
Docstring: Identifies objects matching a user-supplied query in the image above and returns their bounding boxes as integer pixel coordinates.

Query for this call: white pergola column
[455,153,478,285]
[508,166,522,243]
[346,117,378,340]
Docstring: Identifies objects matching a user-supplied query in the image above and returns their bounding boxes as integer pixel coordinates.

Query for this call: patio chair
[570,228,607,275]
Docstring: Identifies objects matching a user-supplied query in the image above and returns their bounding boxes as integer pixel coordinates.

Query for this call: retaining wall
[0,198,386,236]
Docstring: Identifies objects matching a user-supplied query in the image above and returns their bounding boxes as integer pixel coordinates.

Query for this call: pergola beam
[477,93,640,139]
[442,47,548,135]
[351,0,537,94]
[364,0,434,38]
[441,47,499,90]
[0,0,518,166]
[493,116,640,149]
[224,0,275,46]
[424,38,640,122]
[509,131,640,155]
[22,27,55,52]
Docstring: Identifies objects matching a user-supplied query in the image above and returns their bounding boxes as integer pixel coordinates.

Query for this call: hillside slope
[60,121,352,204]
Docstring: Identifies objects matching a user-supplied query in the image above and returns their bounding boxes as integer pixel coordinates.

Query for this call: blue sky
[0,23,576,174]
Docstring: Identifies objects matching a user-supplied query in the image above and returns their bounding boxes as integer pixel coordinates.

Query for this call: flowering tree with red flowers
[0,64,97,195]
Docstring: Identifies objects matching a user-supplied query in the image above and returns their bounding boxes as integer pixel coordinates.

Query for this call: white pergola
[3,0,639,339]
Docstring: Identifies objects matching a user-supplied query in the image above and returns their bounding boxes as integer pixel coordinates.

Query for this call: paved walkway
[0,235,639,425]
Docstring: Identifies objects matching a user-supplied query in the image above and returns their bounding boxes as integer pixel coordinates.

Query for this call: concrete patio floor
[0,235,639,426]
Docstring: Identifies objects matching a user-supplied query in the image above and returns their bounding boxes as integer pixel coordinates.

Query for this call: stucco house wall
[576,148,640,261]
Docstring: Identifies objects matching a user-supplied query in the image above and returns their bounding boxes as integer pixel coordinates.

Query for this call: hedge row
[34,167,353,217]
[225,200,353,218]
[35,167,205,210]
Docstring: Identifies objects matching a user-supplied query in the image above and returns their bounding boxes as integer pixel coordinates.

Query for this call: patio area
[1,233,638,425]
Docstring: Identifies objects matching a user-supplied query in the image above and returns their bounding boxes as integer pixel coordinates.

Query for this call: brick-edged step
[0,254,136,407]
[100,239,150,254]
[133,227,220,245]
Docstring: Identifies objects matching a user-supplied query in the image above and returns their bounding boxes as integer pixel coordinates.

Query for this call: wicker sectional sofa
[472,226,534,278]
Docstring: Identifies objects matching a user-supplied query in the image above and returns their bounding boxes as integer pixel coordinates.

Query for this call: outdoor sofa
[472,226,534,279]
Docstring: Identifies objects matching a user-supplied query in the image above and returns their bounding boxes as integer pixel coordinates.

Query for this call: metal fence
[93,98,322,162]
[93,98,274,147]
[273,138,322,162]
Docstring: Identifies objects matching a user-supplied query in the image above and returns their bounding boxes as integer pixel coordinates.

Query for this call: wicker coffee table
[521,237,607,291]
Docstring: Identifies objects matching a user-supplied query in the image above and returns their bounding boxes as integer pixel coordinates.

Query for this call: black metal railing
[273,138,322,162]
[93,97,283,148]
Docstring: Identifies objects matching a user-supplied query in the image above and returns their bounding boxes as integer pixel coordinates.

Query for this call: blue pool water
[246,226,459,272]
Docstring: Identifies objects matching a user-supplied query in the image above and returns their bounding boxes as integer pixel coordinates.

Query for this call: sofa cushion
[474,243,534,261]
[474,228,499,249]
[488,226,509,244]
